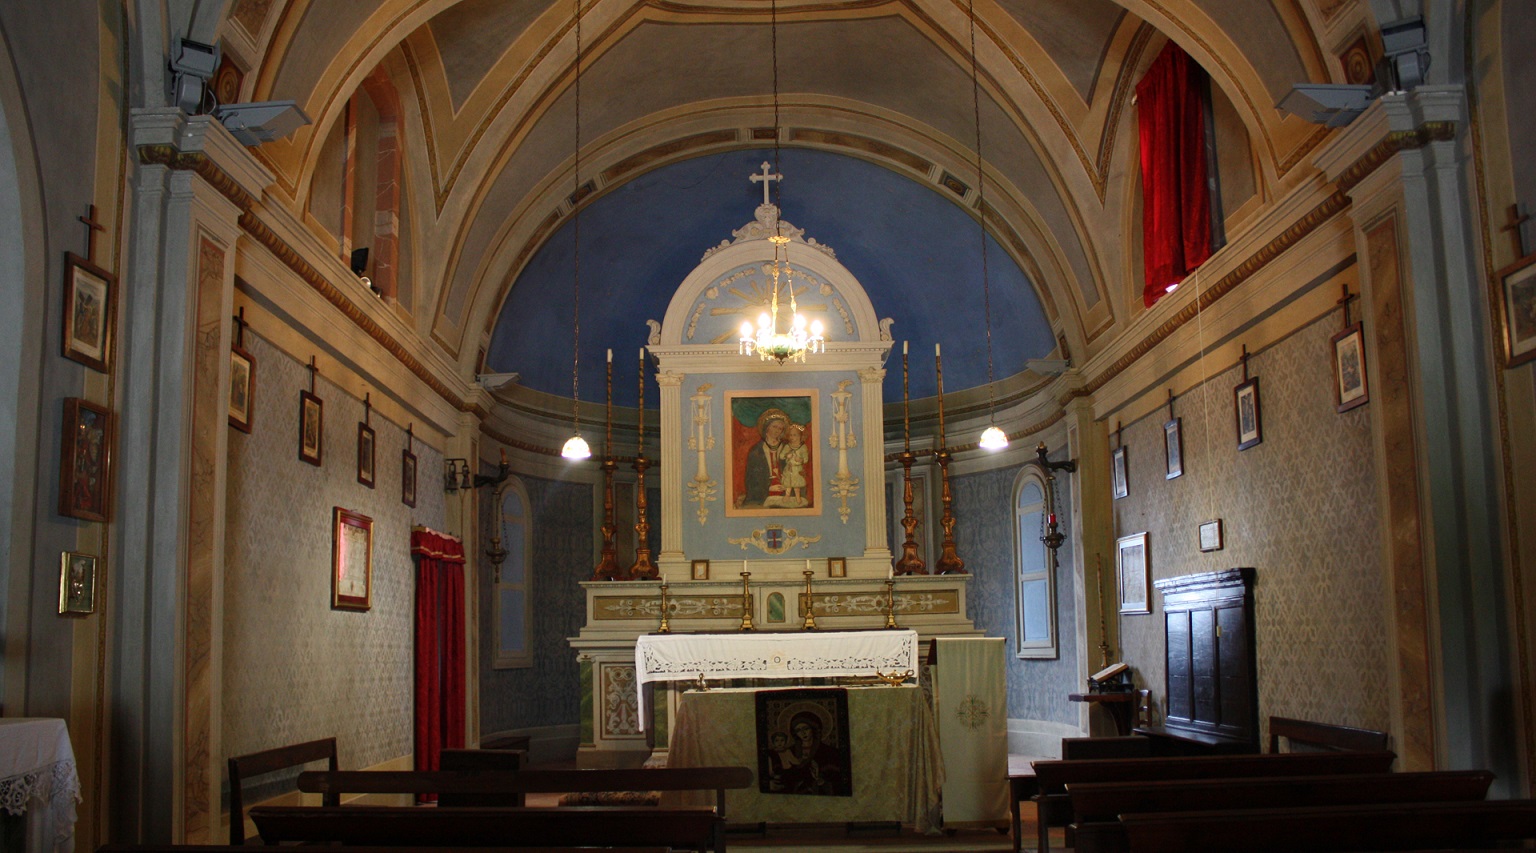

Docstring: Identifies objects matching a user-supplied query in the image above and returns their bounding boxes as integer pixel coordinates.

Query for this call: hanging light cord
[571,0,582,431]
[969,0,996,421]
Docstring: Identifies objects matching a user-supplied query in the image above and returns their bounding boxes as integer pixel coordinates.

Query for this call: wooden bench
[1030,750,1397,853]
[1068,770,1494,853]
[249,804,724,852]
[226,736,337,844]
[438,747,527,806]
[297,765,755,818]
[1007,737,1152,853]
[1117,798,1536,852]
[1267,715,1390,753]
[102,846,670,853]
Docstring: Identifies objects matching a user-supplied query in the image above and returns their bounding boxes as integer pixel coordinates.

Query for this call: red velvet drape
[412,527,465,799]
[1137,41,1212,308]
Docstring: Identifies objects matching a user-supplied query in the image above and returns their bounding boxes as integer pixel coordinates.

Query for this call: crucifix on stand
[750,162,782,208]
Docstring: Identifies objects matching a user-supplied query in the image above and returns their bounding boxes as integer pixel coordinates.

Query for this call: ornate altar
[568,169,980,766]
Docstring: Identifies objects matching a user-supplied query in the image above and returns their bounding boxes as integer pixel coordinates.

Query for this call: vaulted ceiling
[222,0,1351,405]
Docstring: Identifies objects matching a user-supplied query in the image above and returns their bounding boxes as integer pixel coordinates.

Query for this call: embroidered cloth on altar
[0,718,80,853]
[633,629,919,730]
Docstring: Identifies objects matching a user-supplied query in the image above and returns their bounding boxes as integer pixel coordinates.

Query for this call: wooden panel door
[1166,611,1193,723]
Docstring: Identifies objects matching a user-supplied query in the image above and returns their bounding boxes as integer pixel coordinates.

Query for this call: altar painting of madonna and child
[725,391,818,517]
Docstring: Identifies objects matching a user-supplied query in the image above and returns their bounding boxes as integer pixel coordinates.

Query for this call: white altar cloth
[0,718,80,853]
[634,629,919,728]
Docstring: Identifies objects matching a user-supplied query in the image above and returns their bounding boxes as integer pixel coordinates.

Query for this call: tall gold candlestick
[895,342,926,576]
[903,341,911,451]
[884,578,898,629]
[934,343,966,574]
[657,583,671,634]
[629,348,658,579]
[800,570,818,631]
[739,571,754,632]
[593,349,621,580]
[1096,556,1111,668]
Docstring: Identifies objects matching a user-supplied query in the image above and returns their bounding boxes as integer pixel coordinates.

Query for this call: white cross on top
[750,161,782,207]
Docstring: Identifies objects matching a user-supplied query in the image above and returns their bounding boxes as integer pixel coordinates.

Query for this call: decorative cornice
[1072,118,1456,404]
[139,143,472,415]
[883,407,1064,461]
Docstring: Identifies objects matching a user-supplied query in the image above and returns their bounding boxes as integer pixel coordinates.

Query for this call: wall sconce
[1035,442,1078,551]
[444,449,511,493]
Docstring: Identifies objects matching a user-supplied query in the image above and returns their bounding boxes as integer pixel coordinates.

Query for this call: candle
[903,340,908,355]
[637,348,646,447]
[1049,513,1057,526]
[743,558,749,575]
[935,343,941,357]
[607,348,612,362]
[888,562,894,580]
[806,559,811,574]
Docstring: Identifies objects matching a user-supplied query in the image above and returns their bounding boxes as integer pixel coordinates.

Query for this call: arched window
[1014,470,1058,658]
[493,477,533,668]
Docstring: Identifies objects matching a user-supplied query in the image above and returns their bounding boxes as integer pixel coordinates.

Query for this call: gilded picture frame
[229,343,255,433]
[1117,531,1150,615]
[691,559,710,580]
[62,252,115,373]
[331,507,373,611]
[826,557,847,578]
[1497,255,1536,368]
[725,390,819,517]
[59,397,112,523]
[59,551,97,616]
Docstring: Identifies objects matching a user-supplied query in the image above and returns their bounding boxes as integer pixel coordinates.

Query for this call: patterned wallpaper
[223,333,445,771]
[479,474,594,734]
[1111,315,1391,739]
[953,461,1081,726]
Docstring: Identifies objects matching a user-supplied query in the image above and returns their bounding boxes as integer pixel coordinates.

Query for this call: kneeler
[412,527,466,801]
[932,637,1009,828]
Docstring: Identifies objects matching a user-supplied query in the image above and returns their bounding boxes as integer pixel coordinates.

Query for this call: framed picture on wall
[1163,418,1183,480]
[1497,255,1536,368]
[1199,519,1225,552]
[1111,445,1129,499]
[59,397,112,523]
[401,448,418,508]
[724,390,819,517]
[1117,531,1150,615]
[1332,323,1370,412]
[827,557,847,578]
[58,551,98,616]
[691,559,710,580]
[331,507,373,611]
[1234,377,1262,450]
[356,422,376,488]
[298,390,323,465]
[62,252,115,373]
[229,343,255,433]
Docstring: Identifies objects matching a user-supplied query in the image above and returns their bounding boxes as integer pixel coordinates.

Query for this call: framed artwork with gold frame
[332,507,372,611]
[827,557,847,578]
[62,253,115,373]
[724,390,819,517]
[59,398,112,522]
[229,343,255,433]
[1497,254,1536,368]
[59,552,98,616]
[691,559,710,580]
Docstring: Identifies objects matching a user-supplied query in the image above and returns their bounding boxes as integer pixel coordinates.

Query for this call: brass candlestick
[657,583,672,634]
[593,352,622,580]
[1095,557,1111,669]
[629,350,658,579]
[739,572,754,631]
[894,343,926,576]
[801,570,818,631]
[884,579,899,629]
[934,345,966,574]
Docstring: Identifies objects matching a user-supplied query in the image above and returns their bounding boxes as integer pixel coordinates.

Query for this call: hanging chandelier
[736,0,823,366]
[739,234,824,364]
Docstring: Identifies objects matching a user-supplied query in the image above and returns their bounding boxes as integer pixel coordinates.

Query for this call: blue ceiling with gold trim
[486,148,1055,408]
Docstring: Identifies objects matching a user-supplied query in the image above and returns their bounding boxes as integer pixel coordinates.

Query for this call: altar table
[634,630,919,731]
[665,684,943,832]
[0,719,80,853]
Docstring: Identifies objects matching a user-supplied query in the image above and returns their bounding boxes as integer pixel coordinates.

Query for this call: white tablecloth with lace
[0,719,80,853]
[634,629,919,729]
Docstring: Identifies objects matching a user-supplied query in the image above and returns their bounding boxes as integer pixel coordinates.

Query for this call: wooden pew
[102,846,671,853]
[1068,770,1494,853]
[438,747,526,806]
[226,736,337,844]
[1008,737,1152,853]
[1117,799,1536,852]
[1030,750,1396,853]
[296,765,756,818]
[249,804,724,852]
[1267,715,1389,753]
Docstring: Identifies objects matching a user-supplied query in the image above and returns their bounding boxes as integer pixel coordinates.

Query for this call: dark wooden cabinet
[1137,568,1258,754]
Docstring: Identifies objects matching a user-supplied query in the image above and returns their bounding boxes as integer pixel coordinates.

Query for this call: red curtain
[1137,41,1212,308]
[412,527,465,798]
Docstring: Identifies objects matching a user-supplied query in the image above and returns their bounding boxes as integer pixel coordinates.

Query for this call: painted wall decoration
[688,383,718,524]
[826,379,859,523]
[726,391,819,516]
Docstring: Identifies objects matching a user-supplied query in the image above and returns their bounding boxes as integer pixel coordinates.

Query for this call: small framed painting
[229,343,255,433]
[827,557,847,578]
[401,448,418,508]
[59,397,112,522]
[62,253,115,373]
[356,422,376,488]
[298,390,323,466]
[331,507,372,611]
[691,559,710,580]
[1234,377,1262,450]
[1163,418,1184,480]
[58,551,98,616]
[1111,445,1129,499]
[1199,519,1224,552]
[1498,256,1536,368]
[1117,531,1149,615]
[1332,323,1370,412]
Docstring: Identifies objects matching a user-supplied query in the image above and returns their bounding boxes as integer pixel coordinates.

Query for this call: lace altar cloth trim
[0,760,80,842]
[635,629,918,688]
